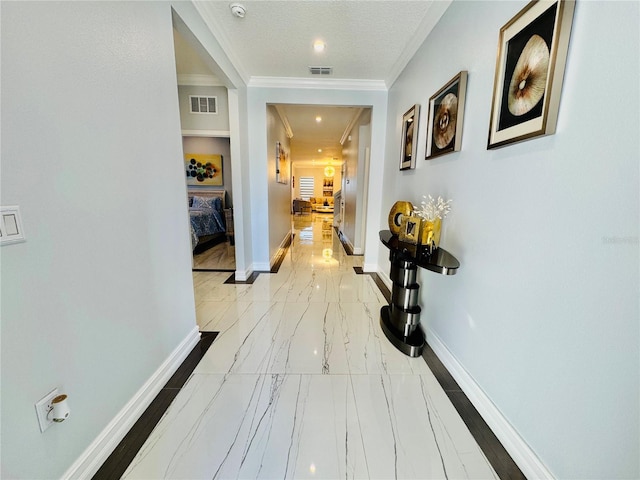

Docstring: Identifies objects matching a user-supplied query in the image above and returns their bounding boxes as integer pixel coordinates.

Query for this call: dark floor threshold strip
[366,273,521,478]
[422,345,526,479]
[355,269,392,304]
[92,332,218,480]
[334,227,354,255]
[270,233,293,273]
[223,271,263,284]
[192,268,235,272]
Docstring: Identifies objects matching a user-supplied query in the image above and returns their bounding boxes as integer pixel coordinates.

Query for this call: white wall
[341,110,372,253]
[1,2,198,478]
[177,85,230,132]
[381,1,639,478]
[247,86,388,271]
[182,136,233,206]
[341,119,359,249]
[266,105,293,267]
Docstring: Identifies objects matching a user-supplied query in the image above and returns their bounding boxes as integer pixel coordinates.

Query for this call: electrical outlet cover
[35,389,58,433]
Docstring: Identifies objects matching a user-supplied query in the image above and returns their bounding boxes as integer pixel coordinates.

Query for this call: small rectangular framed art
[400,104,420,170]
[426,71,468,159]
[487,0,575,149]
[276,141,288,184]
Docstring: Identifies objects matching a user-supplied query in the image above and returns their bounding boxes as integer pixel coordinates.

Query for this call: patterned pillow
[192,196,222,211]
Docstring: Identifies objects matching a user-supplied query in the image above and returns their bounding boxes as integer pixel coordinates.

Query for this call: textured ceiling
[193,0,447,84]
[175,1,450,166]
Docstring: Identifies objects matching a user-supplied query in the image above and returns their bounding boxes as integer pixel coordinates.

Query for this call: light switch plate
[0,206,26,245]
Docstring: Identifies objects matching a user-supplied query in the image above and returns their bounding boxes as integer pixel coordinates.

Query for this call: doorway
[184,135,236,271]
[269,104,372,263]
[173,24,236,272]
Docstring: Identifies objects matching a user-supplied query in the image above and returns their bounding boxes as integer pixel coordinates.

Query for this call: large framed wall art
[400,104,420,170]
[185,153,223,186]
[426,71,468,159]
[487,0,575,149]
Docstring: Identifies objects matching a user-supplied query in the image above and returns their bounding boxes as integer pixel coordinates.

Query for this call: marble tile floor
[193,240,236,271]
[122,215,500,479]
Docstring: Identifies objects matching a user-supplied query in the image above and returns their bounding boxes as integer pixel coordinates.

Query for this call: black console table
[379,230,460,357]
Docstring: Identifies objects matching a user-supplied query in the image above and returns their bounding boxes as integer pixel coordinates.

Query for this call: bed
[188,190,230,253]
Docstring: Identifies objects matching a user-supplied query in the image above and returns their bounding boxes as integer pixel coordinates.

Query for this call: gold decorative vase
[388,201,414,235]
[421,218,441,253]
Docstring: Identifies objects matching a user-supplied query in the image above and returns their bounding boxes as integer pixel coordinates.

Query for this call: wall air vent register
[189,96,217,114]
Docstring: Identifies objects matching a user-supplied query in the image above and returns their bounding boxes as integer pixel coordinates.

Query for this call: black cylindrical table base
[380,306,424,357]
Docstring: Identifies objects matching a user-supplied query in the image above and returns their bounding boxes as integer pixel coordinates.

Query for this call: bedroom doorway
[184,135,236,272]
[172,23,237,273]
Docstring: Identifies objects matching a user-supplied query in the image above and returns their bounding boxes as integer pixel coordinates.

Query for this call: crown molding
[182,130,230,138]
[248,76,387,91]
[177,74,225,87]
[273,105,294,138]
[340,108,365,145]
[386,0,453,88]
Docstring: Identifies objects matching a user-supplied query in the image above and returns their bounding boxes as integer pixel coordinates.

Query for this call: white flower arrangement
[413,195,452,221]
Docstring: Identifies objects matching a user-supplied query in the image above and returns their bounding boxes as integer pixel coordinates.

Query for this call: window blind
[299,177,314,200]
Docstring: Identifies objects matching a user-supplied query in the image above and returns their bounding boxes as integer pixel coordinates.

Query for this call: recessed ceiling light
[315,116,322,123]
[313,40,326,53]
[317,148,322,153]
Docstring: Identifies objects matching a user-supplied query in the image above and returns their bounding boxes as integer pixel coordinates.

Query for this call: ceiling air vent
[309,66,333,76]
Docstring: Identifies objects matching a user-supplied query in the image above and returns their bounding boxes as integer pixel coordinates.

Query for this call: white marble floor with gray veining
[123,214,498,480]
[193,240,236,270]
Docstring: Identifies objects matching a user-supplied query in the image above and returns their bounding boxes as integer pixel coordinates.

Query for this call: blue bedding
[189,196,226,249]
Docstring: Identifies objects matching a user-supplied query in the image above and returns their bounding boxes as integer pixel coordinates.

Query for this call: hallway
[122,214,498,479]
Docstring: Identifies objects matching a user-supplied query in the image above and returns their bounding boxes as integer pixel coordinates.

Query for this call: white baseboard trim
[270,232,292,269]
[251,262,270,272]
[377,269,392,290]
[426,331,554,480]
[340,234,356,255]
[62,326,201,479]
[362,263,381,275]
[235,266,254,282]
